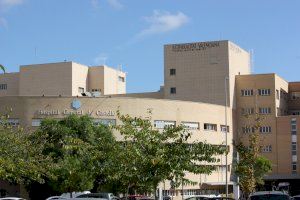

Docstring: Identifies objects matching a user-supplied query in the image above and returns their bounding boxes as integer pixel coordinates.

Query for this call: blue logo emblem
[72,99,81,110]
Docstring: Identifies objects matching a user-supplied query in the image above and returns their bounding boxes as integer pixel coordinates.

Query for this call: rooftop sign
[171,41,220,52]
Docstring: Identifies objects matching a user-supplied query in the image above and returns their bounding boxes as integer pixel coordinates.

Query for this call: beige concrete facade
[1,40,300,198]
[0,62,126,97]
[164,40,250,108]
[235,73,300,179]
[0,96,233,198]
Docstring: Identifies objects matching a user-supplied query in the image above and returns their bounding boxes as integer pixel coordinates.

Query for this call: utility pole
[225,76,229,198]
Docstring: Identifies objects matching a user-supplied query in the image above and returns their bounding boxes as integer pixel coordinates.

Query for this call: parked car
[293,195,300,200]
[75,193,119,200]
[46,196,68,200]
[248,191,290,200]
[137,197,154,200]
[0,198,26,200]
[120,195,145,200]
[185,195,221,200]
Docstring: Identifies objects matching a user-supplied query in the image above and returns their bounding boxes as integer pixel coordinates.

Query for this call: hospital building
[1,40,300,198]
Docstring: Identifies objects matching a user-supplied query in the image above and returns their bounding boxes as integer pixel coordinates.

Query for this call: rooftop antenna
[34,47,37,61]
[249,49,254,73]
[117,64,123,72]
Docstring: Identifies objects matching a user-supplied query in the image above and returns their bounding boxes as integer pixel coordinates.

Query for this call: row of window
[242,126,272,134]
[241,107,271,115]
[0,119,19,126]
[0,83,7,90]
[290,92,300,100]
[241,89,271,96]
[154,120,229,132]
[262,145,272,153]
[291,118,297,174]
[5,119,229,132]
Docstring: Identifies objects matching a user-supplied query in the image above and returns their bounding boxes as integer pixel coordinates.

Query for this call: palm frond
[0,64,5,73]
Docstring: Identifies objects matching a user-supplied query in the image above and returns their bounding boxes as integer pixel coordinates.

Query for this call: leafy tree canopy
[108,111,226,195]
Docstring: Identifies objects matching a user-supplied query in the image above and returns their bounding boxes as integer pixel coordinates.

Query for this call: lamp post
[224,76,229,198]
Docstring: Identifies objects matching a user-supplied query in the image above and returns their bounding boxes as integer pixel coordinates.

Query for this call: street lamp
[224,76,229,198]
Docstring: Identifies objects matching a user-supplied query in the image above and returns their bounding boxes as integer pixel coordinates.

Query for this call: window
[259,126,272,133]
[32,119,42,127]
[291,92,300,100]
[78,87,84,93]
[258,89,271,96]
[118,76,125,82]
[182,122,199,130]
[170,87,176,94]
[259,107,271,114]
[241,89,253,96]
[262,145,272,153]
[242,126,255,134]
[216,165,227,173]
[220,125,229,133]
[291,123,297,131]
[204,123,217,131]
[182,189,199,196]
[154,120,176,129]
[291,111,300,115]
[93,119,116,126]
[241,108,254,115]
[0,119,20,126]
[292,142,297,151]
[276,89,280,99]
[292,162,297,174]
[0,83,7,90]
[170,68,176,76]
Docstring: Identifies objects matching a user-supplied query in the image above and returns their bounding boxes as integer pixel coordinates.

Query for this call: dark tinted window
[250,194,289,200]
[170,69,176,75]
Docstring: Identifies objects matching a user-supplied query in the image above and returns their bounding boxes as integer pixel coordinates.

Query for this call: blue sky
[0,0,299,93]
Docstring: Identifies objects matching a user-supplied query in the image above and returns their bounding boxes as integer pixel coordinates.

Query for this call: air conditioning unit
[92,91,101,97]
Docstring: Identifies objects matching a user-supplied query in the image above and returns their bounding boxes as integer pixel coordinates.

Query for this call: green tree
[109,111,226,197]
[32,115,116,197]
[234,113,272,198]
[0,112,52,185]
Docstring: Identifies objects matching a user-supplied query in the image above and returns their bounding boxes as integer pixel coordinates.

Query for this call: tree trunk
[153,183,158,200]
[69,188,73,198]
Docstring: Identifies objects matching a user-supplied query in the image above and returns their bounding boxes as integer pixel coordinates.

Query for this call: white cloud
[137,10,189,37]
[91,0,100,9]
[94,53,108,65]
[0,17,7,27]
[107,0,123,10]
[0,0,24,11]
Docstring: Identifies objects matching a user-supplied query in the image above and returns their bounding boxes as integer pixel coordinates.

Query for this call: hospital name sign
[38,109,115,116]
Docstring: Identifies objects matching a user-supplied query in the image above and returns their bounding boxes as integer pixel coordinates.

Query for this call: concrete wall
[19,62,73,96]
[164,41,229,105]
[0,96,234,187]
[164,40,250,107]
[88,66,105,94]
[288,82,300,111]
[228,41,251,109]
[71,62,89,96]
[236,74,290,176]
[0,72,19,96]
[103,66,126,95]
